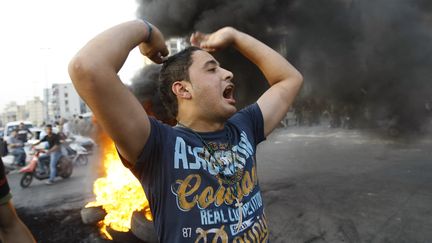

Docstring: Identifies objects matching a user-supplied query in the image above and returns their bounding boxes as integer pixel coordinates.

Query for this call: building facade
[50,83,88,120]
[167,38,188,55]
[143,37,187,65]
[26,97,45,126]
[1,102,27,124]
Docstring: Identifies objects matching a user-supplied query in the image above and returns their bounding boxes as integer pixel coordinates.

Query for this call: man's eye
[208,68,216,72]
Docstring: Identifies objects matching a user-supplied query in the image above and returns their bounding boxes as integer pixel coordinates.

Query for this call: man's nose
[222,68,234,82]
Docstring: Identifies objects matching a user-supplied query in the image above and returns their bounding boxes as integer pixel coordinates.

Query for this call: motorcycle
[71,135,95,154]
[19,148,73,188]
[63,139,89,166]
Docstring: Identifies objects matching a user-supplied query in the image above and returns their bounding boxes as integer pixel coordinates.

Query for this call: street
[4,126,432,242]
[259,126,432,242]
[5,154,100,211]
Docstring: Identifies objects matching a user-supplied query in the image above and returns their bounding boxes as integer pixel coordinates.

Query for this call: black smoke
[136,0,432,134]
[131,65,161,104]
[131,64,176,125]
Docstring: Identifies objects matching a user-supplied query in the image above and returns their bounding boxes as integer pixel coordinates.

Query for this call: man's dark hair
[159,46,201,119]
[45,124,52,128]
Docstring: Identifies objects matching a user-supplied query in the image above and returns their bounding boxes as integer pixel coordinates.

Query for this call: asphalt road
[5,153,100,211]
[4,126,432,243]
[258,126,432,243]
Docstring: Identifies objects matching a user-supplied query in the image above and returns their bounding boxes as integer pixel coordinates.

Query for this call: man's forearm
[231,28,302,86]
[68,20,168,163]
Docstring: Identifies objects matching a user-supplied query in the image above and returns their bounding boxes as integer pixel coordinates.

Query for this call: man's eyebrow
[202,60,219,69]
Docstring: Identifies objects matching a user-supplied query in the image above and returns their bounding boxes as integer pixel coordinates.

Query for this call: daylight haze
[0,0,142,111]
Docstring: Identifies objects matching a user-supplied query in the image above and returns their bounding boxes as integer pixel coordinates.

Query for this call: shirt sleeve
[54,134,61,145]
[229,103,266,145]
[117,118,171,184]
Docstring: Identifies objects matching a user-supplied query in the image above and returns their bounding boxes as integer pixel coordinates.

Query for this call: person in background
[130,64,176,126]
[0,157,36,243]
[32,125,62,185]
[7,130,26,167]
[71,114,79,135]
[60,118,71,139]
[17,122,33,143]
[77,115,87,135]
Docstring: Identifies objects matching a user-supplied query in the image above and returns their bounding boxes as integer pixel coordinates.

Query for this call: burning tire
[130,210,157,243]
[106,226,145,243]
[20,172,33,188]
[80,206,107,225]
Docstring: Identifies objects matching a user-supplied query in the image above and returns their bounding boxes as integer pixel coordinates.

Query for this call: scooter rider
[7,129,26,166]
[17,122,33,143]
[31,124,62,185]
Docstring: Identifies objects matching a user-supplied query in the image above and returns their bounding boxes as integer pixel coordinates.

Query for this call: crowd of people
[47,115,94,139]
[0,116,95,240]
[2,115,93,165]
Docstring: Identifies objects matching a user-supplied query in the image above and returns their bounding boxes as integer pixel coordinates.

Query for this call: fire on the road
[86,136,152,239]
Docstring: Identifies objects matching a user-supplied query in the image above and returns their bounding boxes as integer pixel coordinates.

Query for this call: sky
[0,0,143,111]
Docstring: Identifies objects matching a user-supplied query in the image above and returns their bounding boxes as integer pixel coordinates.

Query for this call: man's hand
[190,27,238,52]
[139,23,169,64]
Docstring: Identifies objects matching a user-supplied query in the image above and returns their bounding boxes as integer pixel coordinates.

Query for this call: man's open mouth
[223,84,235,101]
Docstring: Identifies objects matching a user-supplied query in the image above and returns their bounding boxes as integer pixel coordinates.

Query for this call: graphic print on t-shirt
[129,104,269,242]
[170,130,269,242]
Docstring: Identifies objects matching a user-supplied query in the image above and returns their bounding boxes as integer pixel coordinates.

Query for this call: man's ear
[172,81,192,99]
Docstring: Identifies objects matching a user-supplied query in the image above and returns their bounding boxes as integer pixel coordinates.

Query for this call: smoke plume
[131,64,175,125]
[136,0,432,134]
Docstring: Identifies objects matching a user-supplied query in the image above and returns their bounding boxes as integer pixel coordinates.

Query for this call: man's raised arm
[191,27,303,136]
[68,20,169,164]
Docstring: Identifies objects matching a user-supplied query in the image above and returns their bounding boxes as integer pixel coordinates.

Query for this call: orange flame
[86,134,152,238]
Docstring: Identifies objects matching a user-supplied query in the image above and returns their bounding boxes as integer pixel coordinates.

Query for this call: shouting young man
[69,19,302,242]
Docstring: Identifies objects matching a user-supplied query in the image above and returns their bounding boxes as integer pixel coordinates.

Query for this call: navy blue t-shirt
[123,103,269,242]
